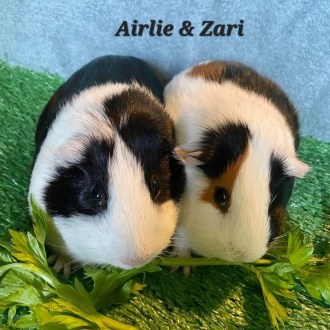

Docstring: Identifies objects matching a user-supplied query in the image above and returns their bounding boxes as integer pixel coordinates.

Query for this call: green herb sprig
[0,199,329,329]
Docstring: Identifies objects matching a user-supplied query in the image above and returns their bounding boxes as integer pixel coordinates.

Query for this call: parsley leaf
[286,227,314,266]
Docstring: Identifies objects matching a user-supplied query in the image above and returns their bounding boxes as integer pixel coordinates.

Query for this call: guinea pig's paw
[170,247,194,277]
[169,246,191,259]
[48,253,74,278]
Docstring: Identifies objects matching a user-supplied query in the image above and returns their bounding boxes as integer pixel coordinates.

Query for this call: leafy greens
[0,199,329,329]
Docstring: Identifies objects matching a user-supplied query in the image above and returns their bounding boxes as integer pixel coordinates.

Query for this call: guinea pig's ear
[286,158,310,178]
[173,146,204,166]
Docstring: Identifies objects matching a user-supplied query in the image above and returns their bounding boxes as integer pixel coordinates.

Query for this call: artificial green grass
[0,60,329,329]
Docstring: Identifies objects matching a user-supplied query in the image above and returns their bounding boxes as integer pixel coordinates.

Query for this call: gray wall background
[0,0,329,141]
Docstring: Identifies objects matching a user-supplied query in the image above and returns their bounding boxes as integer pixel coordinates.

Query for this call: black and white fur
[164,61,309,262]
[29,55,185,272]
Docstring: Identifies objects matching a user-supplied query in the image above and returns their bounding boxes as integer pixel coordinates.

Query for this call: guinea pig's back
[191,61,300,148]
[165,61,301,150]
[209,61,300,148]
[59,56,164,102]
[35,55,164,159]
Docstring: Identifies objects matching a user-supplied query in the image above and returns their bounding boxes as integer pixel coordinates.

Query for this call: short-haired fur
[29,56,185,270]
[164,60,309,262]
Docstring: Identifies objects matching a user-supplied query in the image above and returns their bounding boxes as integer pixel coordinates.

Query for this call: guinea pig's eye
[213,187,230,207]
[150,176,161,200]
[90,185,106,208]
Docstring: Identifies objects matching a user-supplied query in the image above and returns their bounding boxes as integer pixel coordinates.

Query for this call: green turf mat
[0,61,329,329]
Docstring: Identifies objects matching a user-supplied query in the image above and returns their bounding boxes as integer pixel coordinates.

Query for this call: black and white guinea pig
[164,61,309,262]
[28,55,185,272]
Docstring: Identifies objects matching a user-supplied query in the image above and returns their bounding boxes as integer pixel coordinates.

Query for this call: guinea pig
[28,55,185,273]
[164,60,309,263]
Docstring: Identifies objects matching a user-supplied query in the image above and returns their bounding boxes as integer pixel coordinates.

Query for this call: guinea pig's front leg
[171,229,193,277]
[44,220,77,277]
[47,253,74,278]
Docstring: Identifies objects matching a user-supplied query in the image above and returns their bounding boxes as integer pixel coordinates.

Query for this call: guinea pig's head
[165,60,310,263]
[29,84,185,269]
[175,122,309,263]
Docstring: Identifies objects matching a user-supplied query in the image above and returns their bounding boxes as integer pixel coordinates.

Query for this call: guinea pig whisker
[65,258,79,266]
[270,237,288,243]
[271,236,286,243]
[67,263,78,270]
[166,243,190,249]
[269,238,287,245]
[270,194,278,205]
[164,251,180,256]
[269,238,289,246]
[268,245,288,251]
[47,243,67,249]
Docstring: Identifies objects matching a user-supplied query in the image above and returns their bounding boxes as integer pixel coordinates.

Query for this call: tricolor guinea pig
[164,61,309,262]
[28,55,185,273]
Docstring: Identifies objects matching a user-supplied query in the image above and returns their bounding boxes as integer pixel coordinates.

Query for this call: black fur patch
[34,55,164,161]
[268,154,295,242]
[44,139,113,217]
[198,122,251,178]
[104,88,185,204]
[169,152,186,203]
[221,62,300,149]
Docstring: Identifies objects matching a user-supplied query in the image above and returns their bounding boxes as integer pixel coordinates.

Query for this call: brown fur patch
[200,143,249,213]
[270,206,286,235]
[189,61,226,82]
[48,89,60,108]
